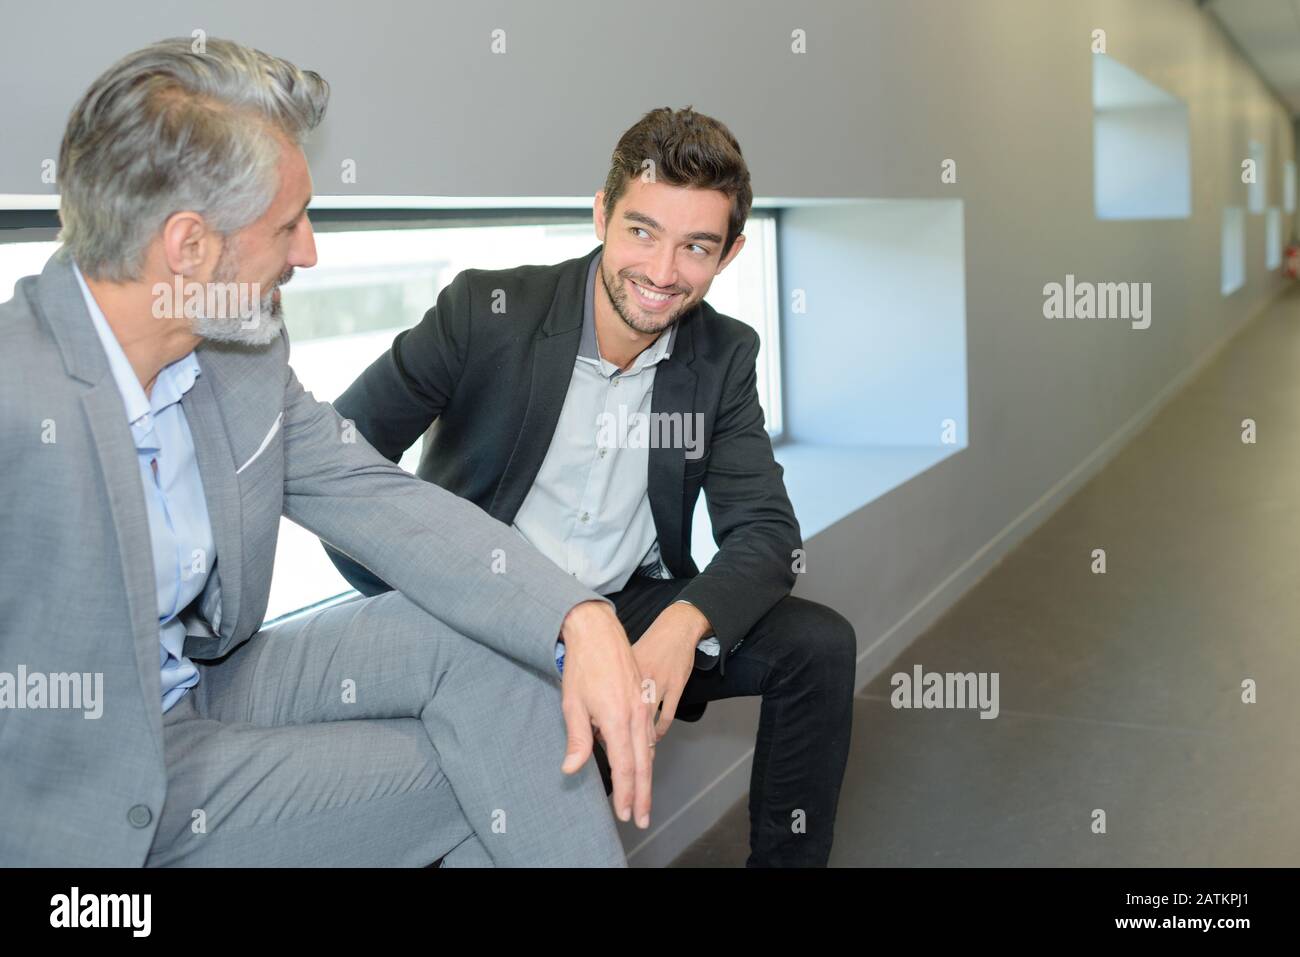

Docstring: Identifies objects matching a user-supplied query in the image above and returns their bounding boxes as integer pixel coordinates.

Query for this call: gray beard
[188,234,286,346]
[189,290,284,346]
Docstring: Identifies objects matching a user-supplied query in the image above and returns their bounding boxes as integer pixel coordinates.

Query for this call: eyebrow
[622,209,723,245]
[285,197,312,227]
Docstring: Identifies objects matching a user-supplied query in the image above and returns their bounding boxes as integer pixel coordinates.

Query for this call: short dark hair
[602,107,753,258]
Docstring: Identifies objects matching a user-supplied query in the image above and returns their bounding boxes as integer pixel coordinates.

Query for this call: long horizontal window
[0,211,782,624]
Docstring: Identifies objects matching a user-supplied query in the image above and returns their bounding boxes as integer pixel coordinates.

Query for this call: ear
[593,191,607,242]
[160,210,216,277]
[715,232,747,275]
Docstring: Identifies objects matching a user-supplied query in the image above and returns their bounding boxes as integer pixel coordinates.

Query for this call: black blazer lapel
[487,248,598,523]
[648,317,698,574]
[489,330,581,523]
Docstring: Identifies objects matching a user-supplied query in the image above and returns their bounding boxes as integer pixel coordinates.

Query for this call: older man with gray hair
[0,37,656,867]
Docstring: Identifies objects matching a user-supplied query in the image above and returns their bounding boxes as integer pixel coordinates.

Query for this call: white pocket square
[235,411,284,475]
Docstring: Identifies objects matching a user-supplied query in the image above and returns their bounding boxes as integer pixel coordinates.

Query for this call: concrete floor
[672,286,1300,867]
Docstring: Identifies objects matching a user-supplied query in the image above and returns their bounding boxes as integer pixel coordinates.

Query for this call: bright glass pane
[0,240,61,302]
[1267,208,1282,270]
[1221,206,1245,296]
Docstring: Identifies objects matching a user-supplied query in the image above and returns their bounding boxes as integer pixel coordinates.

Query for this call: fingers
[630,696,654,829]
[655,684,683,741]
[559,608,657,829]
[560,696,593,775]
[603,721,636,823]
[603,699,654,828]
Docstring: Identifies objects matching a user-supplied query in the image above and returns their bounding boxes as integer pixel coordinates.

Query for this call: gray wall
[1,0,1295,865]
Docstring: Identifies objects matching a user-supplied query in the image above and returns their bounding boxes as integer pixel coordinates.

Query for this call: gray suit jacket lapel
[37,251,164,760]
[79,387,165,758]
[182,369,244,641]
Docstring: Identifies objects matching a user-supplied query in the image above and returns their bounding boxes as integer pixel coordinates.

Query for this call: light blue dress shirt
[75,265,212,713]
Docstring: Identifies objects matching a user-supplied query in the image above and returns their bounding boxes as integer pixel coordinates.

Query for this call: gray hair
[57,37,329,281]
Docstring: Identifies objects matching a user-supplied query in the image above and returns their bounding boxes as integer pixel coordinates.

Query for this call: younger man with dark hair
[329,107,857,866]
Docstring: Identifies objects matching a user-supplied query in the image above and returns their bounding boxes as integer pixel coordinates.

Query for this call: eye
[630,226,651,240]
[688,243,709,256]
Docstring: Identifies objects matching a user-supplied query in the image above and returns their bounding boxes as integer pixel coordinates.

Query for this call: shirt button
[127,804,153,828]
[599,448,608,458]
[579,512,590,523]
[612,378,620,388]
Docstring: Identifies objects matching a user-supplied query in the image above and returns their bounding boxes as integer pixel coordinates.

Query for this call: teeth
[635,282,672,302]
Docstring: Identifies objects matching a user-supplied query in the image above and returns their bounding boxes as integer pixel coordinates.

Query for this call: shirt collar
[579,251,676,377]
[73,263,201,436]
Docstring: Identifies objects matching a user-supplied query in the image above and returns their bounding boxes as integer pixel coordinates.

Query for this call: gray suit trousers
[144,591,626,867]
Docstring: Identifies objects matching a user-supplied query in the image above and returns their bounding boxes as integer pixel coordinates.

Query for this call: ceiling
[1206,0,1300,116]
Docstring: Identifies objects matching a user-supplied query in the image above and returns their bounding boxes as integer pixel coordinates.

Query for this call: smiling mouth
[630,279,680,309]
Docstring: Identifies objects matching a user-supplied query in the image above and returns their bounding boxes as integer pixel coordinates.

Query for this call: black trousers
[599,573,857,867]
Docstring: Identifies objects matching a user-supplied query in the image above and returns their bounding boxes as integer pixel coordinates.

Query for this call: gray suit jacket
[0,249,601,867]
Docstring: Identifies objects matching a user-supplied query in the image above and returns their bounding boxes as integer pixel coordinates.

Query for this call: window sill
[691,441,967,565]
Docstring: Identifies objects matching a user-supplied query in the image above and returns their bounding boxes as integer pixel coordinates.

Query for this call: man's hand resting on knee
[558,600,656,829]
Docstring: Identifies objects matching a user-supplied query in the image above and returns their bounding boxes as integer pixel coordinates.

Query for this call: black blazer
[326,245,802,675]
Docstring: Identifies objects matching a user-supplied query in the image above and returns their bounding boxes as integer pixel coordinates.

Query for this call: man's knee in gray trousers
[146,592,627,867]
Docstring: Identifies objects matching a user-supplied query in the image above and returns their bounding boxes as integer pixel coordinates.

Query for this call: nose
[290,214,318,269]
[645,241,677,290]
